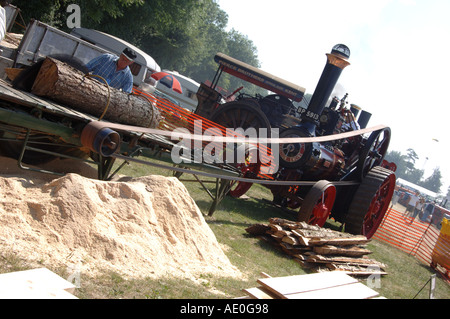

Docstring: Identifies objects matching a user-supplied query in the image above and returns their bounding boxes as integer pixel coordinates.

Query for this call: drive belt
[87,120,388,144]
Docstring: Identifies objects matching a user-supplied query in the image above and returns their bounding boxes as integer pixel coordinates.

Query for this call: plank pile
[245,218,387,277]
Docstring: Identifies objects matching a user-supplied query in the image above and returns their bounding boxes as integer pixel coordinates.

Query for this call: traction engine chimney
[303,44,351,134]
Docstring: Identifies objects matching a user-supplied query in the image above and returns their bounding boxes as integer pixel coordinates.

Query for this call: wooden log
[31,57,161,128]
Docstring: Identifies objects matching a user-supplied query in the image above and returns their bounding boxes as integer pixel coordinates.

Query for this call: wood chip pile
[246,218,387,277]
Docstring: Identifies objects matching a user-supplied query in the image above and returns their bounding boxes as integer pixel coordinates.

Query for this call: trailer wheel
[298,180,336,227]
[345,166,395,238]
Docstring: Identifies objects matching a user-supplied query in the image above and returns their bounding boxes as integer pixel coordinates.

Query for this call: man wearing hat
[85,48,137,93]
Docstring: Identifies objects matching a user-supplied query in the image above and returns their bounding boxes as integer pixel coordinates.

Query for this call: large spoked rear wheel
[298,180,336,227]
[346,166,395,238]
[210,101,271,198]
[210,101,271,132]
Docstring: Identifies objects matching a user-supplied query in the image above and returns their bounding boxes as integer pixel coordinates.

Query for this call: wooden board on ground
[284,281,379,299]
[257,271,357,298]
[248,272,380,299]
[242,287,278,299]
[0,267,77,299]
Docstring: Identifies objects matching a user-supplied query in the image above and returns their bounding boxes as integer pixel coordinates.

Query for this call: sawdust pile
[0,156,241,280]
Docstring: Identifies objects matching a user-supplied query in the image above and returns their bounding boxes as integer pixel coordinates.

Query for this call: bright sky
[217,0,450,194]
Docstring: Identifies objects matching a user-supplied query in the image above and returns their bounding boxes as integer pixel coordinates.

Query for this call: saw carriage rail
[0,44,396,239]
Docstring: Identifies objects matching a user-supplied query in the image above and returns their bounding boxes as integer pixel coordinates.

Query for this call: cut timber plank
[282,235,300,245]
[280,243,311,255]
[306,254,387,269]
[326,264,388,276]
[257,272,357,299]
[284,282,379,299]
[307,235,370,246]
[243,287,278,299]
[313,245,372,257]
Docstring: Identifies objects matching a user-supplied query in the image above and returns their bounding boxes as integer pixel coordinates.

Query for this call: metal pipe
[303,44,351,132]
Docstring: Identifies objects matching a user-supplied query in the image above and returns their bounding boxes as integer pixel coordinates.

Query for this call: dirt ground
[0,155,242,280]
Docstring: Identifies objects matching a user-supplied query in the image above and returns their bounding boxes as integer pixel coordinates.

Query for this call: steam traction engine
[195,44,395,239]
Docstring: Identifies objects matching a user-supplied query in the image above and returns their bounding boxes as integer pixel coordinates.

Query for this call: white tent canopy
[396,178,438,198]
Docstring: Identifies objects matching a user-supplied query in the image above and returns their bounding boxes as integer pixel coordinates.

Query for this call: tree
[419,167,443,194]
[12,0,144,31]
[404,148,418,172]
[221,29,265,97]
[384,150,406,178]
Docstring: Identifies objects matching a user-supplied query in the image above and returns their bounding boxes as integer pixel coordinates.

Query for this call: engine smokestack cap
[331,44,350,59]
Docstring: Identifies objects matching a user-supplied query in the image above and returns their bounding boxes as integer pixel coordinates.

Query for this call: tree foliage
[384,149,443,194]
[12,0,261,93]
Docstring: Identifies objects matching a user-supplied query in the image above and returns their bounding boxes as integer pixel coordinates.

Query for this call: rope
[133,93,155,128]
[83,74,111,121]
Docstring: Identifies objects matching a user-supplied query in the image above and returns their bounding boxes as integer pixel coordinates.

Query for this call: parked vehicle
[155,70,200,111]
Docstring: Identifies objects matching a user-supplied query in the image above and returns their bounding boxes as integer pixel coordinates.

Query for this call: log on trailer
[30,57,160,128]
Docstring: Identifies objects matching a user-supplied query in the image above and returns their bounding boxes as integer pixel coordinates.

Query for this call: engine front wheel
[298,180,336,227]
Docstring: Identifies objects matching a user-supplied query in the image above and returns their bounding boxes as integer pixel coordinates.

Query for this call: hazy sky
[217,0,450,194]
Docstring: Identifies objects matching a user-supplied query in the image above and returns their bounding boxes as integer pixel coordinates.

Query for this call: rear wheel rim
[362,173,396,238]
[228,156,260,198]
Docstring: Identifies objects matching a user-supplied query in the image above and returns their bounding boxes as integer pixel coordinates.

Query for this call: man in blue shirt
[85,48,136,93]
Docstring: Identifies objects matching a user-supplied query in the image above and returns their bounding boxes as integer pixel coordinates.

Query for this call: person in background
[0,0,11,42]
[411,196,425,220]
[85,48,136,93]
[404,192,419,217]
[420,201,435,222]
[390,187,400,209]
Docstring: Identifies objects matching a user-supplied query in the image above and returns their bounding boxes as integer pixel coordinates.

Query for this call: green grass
[1,158,449,299]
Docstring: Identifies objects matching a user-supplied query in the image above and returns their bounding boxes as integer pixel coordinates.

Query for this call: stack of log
[246,218,387,277]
